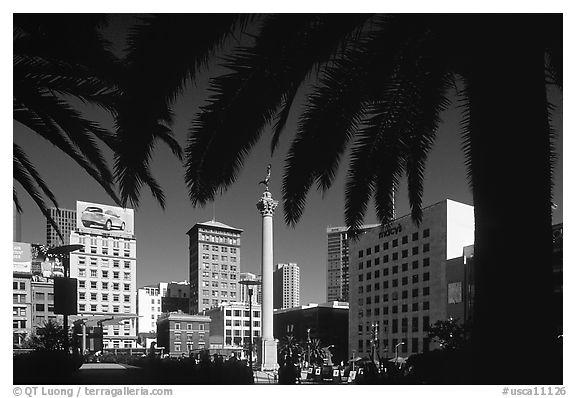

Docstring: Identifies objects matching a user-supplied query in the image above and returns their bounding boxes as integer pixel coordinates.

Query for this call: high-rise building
[273,263,300,310]
[69,201,138,349]
[326,224,380,302]
[239,272,262,304]
[187,220,243,314]
[348,199,475,359]
[46,207,77,246]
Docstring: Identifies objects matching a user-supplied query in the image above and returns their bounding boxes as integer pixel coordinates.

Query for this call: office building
[205,301,261,357]
[13,242,33,347]
[31,279,59,328]
[163,281,191,314]
[273,263,300,310]
[157,311,211,357]
[240,272,262,304]
[349,199,475,359]
[69,201,138,349]
[46,207,77,246]
[274,301,349,365]
[187,220,243,314]
[326,224,380,302]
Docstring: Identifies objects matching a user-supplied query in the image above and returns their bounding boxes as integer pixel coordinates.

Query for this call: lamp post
[394,342,405,365]
[306,328,311,367]
[239,279,261,369]
[47,244,83,355]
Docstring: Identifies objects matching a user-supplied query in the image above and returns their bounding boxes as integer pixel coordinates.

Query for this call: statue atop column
[259,164,272,192]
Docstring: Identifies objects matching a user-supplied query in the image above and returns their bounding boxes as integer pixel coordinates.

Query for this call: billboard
[13,242,32,274]
[76,201,134,238]
[31,244,65,281]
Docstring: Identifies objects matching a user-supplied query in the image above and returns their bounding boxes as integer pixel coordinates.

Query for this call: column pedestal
[256,190,279,372]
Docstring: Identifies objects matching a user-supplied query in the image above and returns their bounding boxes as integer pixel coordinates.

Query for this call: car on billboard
[81,206,126,231]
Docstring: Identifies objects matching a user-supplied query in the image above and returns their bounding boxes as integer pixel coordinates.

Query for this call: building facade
[205,302,262,354]
[326,224,380,302]
[239,272,262,304]
[31,280,59,328]
[273,263,301,310]
[187,220,243,314]
[274,302,349,365]
[137,285,162,334]
[13,242,33,346]
[46,207,77,246]
[157,311,211,357]
[348,199,474,360]
[69,201,138,349]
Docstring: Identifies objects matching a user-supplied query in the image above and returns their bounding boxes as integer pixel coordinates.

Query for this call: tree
[13,14,122,239]
[23,319,68,351]
[110,14,563,383]
[427,318,470,351]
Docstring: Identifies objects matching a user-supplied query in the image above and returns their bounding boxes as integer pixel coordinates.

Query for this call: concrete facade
[348,199,474,360]
[187,220,242,314]
[273,263,300,310]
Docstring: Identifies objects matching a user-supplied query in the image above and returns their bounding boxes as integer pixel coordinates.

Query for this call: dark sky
[12,15,563,305]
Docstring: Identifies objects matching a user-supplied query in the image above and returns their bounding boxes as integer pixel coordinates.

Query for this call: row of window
[79,237,132,248]
[358,301,431,317]
[359,272,431,287]
[172,341,206,351]
[79,303,131,313]
[78,280,131,291]
[225,319,261,327]
[173,323,206,331]
[201,271,238,280]
[225,329,261,337]
[359,229,431,258]
[358,337,430,354]
[79,292,131,302]
[103,340,134,349]
[358,273,431,293]
[34,303,55,312]
[78,269,132,280]
[78,257,132,269]
[78,246,131,257]
[359,246,431,269]
[202,263,238,272]
[225,309,261,318]
[359,316,431,335]
[201,254,238,262]
[198,233,240,245]
[13,282,27,290]
[202,244,238,253]
[201,290,237,298]
[202,280,236,289]
[359,262,431,282]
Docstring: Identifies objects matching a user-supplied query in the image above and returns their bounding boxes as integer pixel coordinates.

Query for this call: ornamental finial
[258,164,271,192]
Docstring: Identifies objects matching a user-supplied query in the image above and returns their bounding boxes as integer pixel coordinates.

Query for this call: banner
[13,242,32,274]
[76,201,134,238]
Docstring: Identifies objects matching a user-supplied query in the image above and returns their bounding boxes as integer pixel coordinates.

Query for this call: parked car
[81,206,125,231]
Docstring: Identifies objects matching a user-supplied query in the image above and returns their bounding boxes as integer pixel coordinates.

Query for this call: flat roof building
[273,263,300,310]
[187,220,243,314]
[157,311,211,357]
[348,199,474,360]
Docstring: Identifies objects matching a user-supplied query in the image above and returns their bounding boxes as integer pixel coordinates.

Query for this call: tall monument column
[256,164,279,371]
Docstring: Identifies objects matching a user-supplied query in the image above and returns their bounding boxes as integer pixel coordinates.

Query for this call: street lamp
[47,244,83,354]
[306,328,311,367]
[239,279,261,370]
[394,342,405,365]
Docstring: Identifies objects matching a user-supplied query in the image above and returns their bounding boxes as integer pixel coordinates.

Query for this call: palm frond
[186,14,372,207]
[13,154,63,241]
[13,188,23,214]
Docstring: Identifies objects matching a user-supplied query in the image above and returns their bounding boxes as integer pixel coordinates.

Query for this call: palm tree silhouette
[13,14,122,239]
[93,14,564,383]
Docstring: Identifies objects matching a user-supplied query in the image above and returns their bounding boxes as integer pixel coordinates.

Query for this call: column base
[257,338,279,371]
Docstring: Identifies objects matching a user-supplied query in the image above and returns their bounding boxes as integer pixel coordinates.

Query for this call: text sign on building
[30,244,65,281]
[448,282,463,304]
[76,201,135,238]
[13,242,32,274]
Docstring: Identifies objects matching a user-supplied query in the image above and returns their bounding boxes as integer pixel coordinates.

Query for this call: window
[124,284,130,291]
[392,265,398,274]
[392,252,399,261]
[412,317,419,332]
[374,282,380,291]
[412,302,419,311]
[383,281,389,289]
[35,303,45,311]
[78,269,86,277]
[374,270,380,278]
[402,263,408,272]
[401,250,408,258]
[412,246,419,255]
[423,287,430,296]
[412,232,419,241]
[359,250,364,258]
[91,269,97,278]
[102,293,108,301]
[124,295,130,303]
[113,283,120,291]
[113,295,120,302]
[175,323,181,330]
[412,288,419,298]
[423,316,430,331]
[35,292,45,300]
[79,280,86,289]
[423,243,430,253]
[374,245,380,253]
[392,279,398,287]
[392,319,398,333]
[366,248,371,256]
[423,272,430,281]
[358,262,363,270]
[402,290,408,299]
[366,272,372,280]
[374,257,380,266]
[124,261,131,269]
[392,305,398,314]
[383,255,389,263]
[383,268,389,276]
[90,282,97,289]
[79,292,87,300]
[423,228,430,238]
[91,293,97,300]
[423,258,430,267]
[423,301,430,310]
[402,236,408,244]
[402,304,408,313]
[102,270,109,278]
[358,274,363,282]
[79,304,86,312]
[91,304,97,312]
[366,260,371,268]
[383,242,389,250]
[124,273,131,281]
